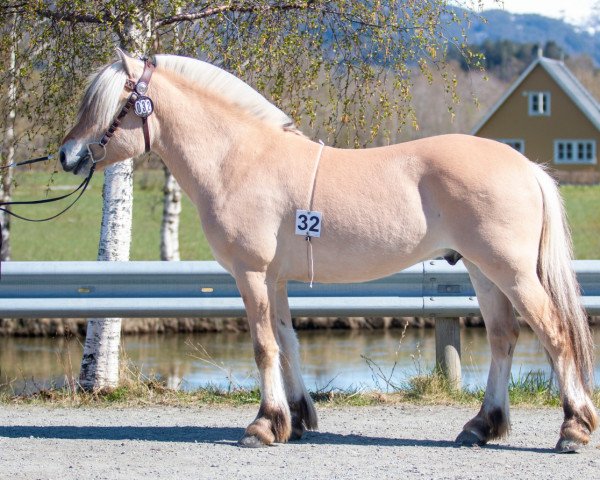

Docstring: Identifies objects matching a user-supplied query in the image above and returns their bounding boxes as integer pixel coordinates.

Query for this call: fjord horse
[59,50,596,452]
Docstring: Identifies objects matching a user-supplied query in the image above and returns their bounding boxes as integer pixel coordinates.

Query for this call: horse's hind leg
[503,272,598,451]
[235,270,291,447]
[275,282,318,440]
[456,260,519,446]
[471,260,597,451]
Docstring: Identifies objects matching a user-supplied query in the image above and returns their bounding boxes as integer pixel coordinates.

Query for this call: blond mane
[78,54,304,135]
[76,63,128,130]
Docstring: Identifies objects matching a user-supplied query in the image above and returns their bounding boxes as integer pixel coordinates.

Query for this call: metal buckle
[136,82,148,95]
[87,142,107,164]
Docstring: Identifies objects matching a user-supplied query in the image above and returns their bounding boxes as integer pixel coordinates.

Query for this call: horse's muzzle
[58,141,90,175]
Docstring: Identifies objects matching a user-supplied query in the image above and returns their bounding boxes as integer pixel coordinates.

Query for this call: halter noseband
[87,58,156,163]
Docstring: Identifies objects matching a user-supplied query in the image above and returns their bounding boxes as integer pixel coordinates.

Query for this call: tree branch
[155,1,317,28]
[155,2,434,32]
[36,9,110,24]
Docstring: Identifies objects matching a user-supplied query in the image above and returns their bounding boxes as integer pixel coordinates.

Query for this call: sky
[476,0,597,26]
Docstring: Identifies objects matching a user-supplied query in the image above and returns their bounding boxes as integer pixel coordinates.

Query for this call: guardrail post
[435,317,461,390]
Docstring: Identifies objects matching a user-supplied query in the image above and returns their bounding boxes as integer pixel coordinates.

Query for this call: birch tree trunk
[160,166,181,261]
[159,9,183,262]
[79,160,134,390]
[79,16,150,391]
[0,13,17,261]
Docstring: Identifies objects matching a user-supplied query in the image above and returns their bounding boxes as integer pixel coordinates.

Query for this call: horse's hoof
[455,430,486,447]
[555,438,582,453]
[289,426,305,441]
[289,416,305,441]
[238,434,269,448]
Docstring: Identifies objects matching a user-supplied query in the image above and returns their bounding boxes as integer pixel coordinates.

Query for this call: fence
[1,260,599,387]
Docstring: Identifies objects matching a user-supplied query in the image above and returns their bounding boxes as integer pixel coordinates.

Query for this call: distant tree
[566,55,600,101]
[453,38,566,81]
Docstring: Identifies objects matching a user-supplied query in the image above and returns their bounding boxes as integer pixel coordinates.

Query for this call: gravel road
[1,404,598,479]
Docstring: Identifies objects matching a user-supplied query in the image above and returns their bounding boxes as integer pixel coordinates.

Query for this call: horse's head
[60,50,304,176]
[59,49,154,175]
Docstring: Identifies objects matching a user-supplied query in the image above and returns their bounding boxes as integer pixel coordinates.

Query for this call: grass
[401,369,565,407]
[9,169,213,261]
[6,170,600,260]
[3,366,597,409]
[562,185,600,259]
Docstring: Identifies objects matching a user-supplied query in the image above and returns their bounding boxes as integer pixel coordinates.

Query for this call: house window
[498,139,525,154]
[528,91,551,116]
[554,140,596,164]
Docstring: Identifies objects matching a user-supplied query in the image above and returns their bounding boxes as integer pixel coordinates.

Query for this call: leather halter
[89,58,156,162]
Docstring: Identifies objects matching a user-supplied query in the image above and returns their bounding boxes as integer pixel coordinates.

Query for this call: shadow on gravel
[0,426,243,444]
[0,426,554,453]
[299,431,555,453]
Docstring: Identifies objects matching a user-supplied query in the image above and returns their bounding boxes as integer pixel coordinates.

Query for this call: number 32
[297,214,320,233]
[295,210,322,237]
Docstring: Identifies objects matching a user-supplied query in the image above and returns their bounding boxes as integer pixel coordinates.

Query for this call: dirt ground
[1,404,599,479]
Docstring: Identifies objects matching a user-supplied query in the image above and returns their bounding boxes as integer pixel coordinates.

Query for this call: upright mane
[77,54,304,135]
[155,55,303,135]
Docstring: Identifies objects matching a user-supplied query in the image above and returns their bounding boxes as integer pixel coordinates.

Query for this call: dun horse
[59,50,597,452]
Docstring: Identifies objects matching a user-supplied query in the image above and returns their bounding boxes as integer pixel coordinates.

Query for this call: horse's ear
[116,48,136,78]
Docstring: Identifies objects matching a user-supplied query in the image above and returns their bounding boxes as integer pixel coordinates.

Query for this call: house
[470,51,600,184]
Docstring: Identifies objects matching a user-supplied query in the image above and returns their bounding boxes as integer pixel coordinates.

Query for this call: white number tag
[295,210,322,237]
[134,97,154,117]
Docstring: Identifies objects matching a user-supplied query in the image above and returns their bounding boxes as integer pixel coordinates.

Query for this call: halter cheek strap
[95,58,156,159]
[133,59,155,153]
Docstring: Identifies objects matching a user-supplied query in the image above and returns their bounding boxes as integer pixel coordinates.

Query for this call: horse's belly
[312,250,427,283]
[277,215,434,283]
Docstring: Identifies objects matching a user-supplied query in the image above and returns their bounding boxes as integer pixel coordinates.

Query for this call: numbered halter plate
[134,96,154,118]
[295,209,322,238]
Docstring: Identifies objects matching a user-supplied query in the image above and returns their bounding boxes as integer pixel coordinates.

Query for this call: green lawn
[562,185,600,259]
[7,170,600,260]
[10,169,212,261]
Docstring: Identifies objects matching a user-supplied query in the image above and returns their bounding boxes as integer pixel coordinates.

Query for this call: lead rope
[0,165,95,222]
[306,140,325,288]
[0,156,96,278]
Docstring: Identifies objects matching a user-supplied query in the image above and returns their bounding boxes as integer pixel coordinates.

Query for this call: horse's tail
[531,164,594,394]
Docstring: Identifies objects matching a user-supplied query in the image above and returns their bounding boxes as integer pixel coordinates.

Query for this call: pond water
[2,327,600,394]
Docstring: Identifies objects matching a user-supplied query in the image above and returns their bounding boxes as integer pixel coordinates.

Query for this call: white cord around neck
[306,140,325,287]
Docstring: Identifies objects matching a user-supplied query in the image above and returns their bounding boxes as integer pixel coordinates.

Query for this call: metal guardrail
[1,259,598,389]
[0,260,598,318]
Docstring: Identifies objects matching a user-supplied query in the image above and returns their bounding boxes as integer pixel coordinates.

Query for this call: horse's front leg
[275,282,318,440]
[235,270,291,447]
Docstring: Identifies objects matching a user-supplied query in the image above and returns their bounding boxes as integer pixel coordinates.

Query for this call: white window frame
[553,139,597,165]
[528,91,551,116]
[497,139,525,154]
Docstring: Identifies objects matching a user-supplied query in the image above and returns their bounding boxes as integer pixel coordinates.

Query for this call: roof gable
[471,57,600,135]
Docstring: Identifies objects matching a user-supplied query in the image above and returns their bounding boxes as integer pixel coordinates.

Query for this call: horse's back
[279,134,544,282]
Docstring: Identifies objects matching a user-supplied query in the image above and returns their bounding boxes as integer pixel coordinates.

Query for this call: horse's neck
[151,84,236,200]
[151,75,319,215]
[154,126,229,204]
[152,97,280,206]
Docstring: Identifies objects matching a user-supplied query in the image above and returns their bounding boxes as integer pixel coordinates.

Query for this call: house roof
[470,56,600,135]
